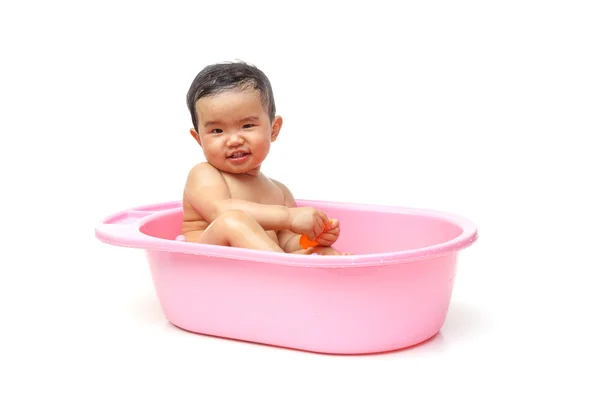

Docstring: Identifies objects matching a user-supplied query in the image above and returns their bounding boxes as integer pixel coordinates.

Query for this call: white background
[1,0,599,398]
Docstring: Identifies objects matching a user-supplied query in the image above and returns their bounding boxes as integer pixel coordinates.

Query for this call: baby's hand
[316,219,340,247]
[289,207,329,240]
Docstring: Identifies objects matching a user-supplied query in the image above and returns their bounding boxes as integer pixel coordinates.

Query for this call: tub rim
[95,199,478,268]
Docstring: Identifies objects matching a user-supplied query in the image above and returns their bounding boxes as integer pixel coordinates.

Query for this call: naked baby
[179,61,348,256]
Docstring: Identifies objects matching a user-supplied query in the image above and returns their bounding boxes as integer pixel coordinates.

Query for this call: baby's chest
[228,181,285,205]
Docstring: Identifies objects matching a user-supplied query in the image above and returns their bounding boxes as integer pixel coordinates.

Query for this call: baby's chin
[209,160,262,176]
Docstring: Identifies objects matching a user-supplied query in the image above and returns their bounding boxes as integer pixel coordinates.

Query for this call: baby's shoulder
[185,162,226,186]
[188,161,218,174]
[188,162,222,177]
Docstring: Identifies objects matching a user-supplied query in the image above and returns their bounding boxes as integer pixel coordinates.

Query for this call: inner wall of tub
[139,207,463,254]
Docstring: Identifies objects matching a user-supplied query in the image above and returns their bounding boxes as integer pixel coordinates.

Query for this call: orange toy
[299,219,333,249]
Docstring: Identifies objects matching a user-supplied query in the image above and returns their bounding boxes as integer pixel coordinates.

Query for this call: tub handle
[101,210,155,225]
[95,200,182,247]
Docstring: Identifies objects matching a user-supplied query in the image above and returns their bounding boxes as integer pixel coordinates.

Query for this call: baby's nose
[227,133,244,145]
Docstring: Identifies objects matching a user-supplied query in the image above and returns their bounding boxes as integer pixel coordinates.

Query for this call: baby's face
[193,89,281,175]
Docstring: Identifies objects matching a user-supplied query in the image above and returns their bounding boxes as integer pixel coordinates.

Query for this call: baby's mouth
[228,151,250,159]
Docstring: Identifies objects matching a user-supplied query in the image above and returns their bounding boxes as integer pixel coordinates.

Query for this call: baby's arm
[185,163,293,230]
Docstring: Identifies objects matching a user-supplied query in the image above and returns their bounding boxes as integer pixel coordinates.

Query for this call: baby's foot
[311,246,352,256]
[292,246,352,256]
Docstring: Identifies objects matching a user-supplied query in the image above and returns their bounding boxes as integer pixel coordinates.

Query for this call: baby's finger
[325,228,340,237]
[318,233,336,243]
[317,211,329,225]
[322,223,339,234]
[313,219,324,237]
[326,223,340,232]
[315,216,325,232]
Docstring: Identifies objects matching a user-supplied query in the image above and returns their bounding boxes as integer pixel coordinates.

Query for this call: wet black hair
[186,60,276,131]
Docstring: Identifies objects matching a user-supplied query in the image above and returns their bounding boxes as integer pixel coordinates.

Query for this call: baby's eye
[242,124,255,129]
[210,128,223,134]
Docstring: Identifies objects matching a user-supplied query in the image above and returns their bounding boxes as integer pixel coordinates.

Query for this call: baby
[179,61,347,256]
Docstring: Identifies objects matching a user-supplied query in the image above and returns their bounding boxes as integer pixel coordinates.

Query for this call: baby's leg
[183,210,284,253]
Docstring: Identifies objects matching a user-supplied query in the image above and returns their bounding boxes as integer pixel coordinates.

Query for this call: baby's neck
[222,167,263,178]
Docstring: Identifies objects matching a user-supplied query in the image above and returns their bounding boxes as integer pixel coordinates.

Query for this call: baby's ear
[190,128,202,147]
[271,116,283,142]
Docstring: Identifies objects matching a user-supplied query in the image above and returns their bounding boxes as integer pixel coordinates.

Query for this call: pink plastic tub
[95,199,478,354]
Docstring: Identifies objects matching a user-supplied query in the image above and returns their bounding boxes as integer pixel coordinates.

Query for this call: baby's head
[186,61,282,175]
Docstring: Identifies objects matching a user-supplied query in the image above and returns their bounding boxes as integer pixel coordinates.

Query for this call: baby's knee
[215,210,252,230]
